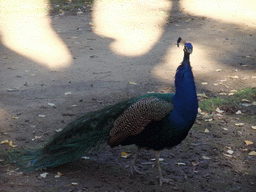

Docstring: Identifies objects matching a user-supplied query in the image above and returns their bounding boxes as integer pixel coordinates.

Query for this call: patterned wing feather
[108,97,173,147]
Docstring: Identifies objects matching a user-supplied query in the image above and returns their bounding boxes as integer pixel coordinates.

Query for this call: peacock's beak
[187,48,193,54]
[184,47,193,54]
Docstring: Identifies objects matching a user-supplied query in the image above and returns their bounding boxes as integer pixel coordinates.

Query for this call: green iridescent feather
[0,93,173,171]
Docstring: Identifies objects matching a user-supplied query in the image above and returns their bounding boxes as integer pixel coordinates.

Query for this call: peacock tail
[0,93,174,171]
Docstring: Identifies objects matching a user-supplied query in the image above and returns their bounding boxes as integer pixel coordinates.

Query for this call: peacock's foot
[159,177,173,186]
[129,165,145,177]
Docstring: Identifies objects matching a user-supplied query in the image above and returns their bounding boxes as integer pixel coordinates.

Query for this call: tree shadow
[0,0,255,96]
[0,0,255,130]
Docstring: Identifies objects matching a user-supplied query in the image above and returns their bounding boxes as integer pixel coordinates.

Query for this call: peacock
[0,37,198,186]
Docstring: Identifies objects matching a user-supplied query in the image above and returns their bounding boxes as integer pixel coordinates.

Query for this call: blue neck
[169,52,198,129]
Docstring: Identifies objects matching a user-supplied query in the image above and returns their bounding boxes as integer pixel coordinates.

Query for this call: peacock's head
[184,43,193,54]
[177,37,193,54]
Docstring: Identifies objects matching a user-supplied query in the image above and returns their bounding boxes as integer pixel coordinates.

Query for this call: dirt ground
[0,0,256,191]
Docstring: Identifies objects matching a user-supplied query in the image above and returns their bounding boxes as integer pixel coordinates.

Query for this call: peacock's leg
[129,146,144,175]
[154,150,172,186]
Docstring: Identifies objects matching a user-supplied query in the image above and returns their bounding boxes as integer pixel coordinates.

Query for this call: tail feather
[1,100,133,171]
[0,93,173,171]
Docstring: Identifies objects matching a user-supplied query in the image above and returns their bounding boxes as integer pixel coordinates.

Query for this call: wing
[108,97,173,147]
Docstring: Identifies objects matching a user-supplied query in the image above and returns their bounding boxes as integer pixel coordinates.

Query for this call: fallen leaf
[12,116,19,119]
[177,162,186,166]
[204,129,210,133]
[193,167,198,173]
[64,92,72,95]
[244,140,253,145]
[7,88,19,92]
[219,93,227,96]
[228,93,235,96]
[32,136,42,141]
[216,107,224,113]
[242,99,251,103]
[227,150,234,154]
[202,155,211,160]
[223,153,233,158]
[205,119,213,122]
[192,161,199,166]
[151,158,164,161]
[48,103,55,107]
[55,172,62,178]
[229,75,239,79]
[235,123,244,126]
[230,90,237,93]
[248,151,256,156]
[213,83,219,86]
[71,105,77,107]
[201,82,208,85]
[128,81,137,85]
[71,182,78,185]
[9,141,17,148]
[38,114,45,117]
[203,114,213,119]
[251,126,256,130]
[200,112,206,116]
[162,87,172,90]
[55,129,63,132]
[59,10,65,16]
[40,172,48,178]
[1,140,9,144]
[236,110,242,115]
[223,128,228,131]
[197,93,208,98]
[242,149,248,152]
[81,156,90,160]
[121,152,131,158]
